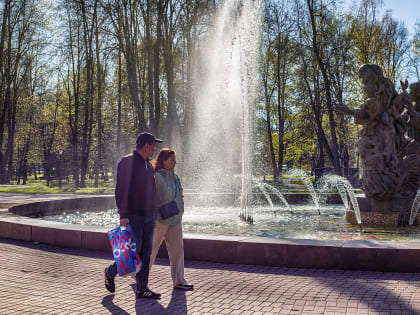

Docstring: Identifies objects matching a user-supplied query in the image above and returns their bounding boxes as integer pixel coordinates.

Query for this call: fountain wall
[346,196,419,226]
[2,195,420,272]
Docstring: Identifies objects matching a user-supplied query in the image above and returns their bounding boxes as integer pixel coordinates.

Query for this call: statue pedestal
[346,195,418,226]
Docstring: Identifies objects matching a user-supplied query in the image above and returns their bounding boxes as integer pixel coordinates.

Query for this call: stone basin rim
[1,195,420,272]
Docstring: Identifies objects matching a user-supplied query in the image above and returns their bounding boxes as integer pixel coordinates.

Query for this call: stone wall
[8,196,116,217]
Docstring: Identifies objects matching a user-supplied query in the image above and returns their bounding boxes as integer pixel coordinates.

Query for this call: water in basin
[40,205,420,241]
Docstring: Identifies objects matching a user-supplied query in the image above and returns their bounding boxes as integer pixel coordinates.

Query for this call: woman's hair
[152,148,175,171]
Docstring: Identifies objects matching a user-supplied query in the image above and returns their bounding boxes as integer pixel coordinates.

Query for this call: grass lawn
[0,175,115,194]
[0,174,362,195]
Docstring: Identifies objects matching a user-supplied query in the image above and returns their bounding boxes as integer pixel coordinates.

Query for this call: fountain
[253,179,292,212]
[183,0,319,224]
[185,0,261,223]
[317,174,361,225]
[286,169,320,214]
[4,2,420,274]
[409,190,420,225]
[339,64,420,226]
[252,179,274,208]
[181,1,420,230]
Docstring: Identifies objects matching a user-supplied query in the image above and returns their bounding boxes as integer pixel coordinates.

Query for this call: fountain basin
[2,195,420,272]
[346,195,418,226]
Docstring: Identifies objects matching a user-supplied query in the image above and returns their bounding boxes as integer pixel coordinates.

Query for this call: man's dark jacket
[115,150,158,218]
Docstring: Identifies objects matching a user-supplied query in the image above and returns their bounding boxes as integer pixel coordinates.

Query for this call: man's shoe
[136,289,161,299]
[104,268,115,293]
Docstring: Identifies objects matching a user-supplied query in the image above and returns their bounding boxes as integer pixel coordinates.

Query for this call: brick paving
[1,239,420,314]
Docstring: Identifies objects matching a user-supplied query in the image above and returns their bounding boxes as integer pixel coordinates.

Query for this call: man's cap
[136,132,163,146]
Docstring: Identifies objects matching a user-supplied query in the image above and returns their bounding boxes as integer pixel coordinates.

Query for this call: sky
[344,0,419,38]
[380,0,419,37]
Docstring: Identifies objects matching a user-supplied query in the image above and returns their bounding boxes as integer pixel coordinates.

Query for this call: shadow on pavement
[4,238,419,314]
[183,260,420,314]
[135,290,187,315]
[166,289,188,315]
[101,295,130,314]
[184,258,420,281]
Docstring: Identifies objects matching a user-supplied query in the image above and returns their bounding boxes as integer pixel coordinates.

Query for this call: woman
[150,148,193,290]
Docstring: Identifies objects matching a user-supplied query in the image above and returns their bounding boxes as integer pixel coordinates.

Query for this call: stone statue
[408,82,420,141]
[339,64,420,202]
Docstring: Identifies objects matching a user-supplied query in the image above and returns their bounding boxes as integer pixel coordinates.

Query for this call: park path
[1,238,420,315]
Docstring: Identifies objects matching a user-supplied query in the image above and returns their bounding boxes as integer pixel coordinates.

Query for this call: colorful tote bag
[107,224,142,276]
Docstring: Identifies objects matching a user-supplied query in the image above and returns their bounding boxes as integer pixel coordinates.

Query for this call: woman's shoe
[174,282,194,290]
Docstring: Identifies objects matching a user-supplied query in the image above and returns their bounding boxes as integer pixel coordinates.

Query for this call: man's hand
[120,218,129,227]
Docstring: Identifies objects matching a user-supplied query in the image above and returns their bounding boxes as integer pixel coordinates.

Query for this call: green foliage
[282,112,316,171]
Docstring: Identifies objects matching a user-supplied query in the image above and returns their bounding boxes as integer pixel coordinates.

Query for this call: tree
[0,0,48,183]
[262,0,295,180]
[379,13,410,84]
[61,0,82,187]
[350,0,385,65]
[78,0,96,188]
[103,0,147,132]
[306,0,342,175]
[408,20,420,81]
[94,0,105,186]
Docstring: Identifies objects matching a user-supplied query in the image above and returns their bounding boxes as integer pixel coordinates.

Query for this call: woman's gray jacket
[155,169,184,225]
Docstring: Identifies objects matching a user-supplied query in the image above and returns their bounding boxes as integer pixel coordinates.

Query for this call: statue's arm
[336,105,355,116]
[337,105,369,124]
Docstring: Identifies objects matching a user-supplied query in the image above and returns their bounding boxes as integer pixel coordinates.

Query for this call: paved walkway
[1,238,420,315]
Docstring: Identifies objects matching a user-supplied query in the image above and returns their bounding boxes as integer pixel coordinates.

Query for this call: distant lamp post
[58,149,63,188]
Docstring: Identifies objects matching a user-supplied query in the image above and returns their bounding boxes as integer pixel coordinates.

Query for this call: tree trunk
[0,10,12,184]
[276,37,287,179]
[94,1,102,188]
[300,53,335,172]
[0,1,9,182]
[104,0,146,132]
[307,0,342,175]
[67,7,81,188]
[262,45,279,179]
[20,135,30,185]
[153,1,163,137]
[114,44,123,181]
[146,0,154,132]
[4,82,14,184]
[266,102,279,179]
[180,2,197,177]
[80,0,95,188]
[165,47,176,146]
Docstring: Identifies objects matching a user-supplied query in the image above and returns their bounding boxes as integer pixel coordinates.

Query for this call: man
[105,132,163,299]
